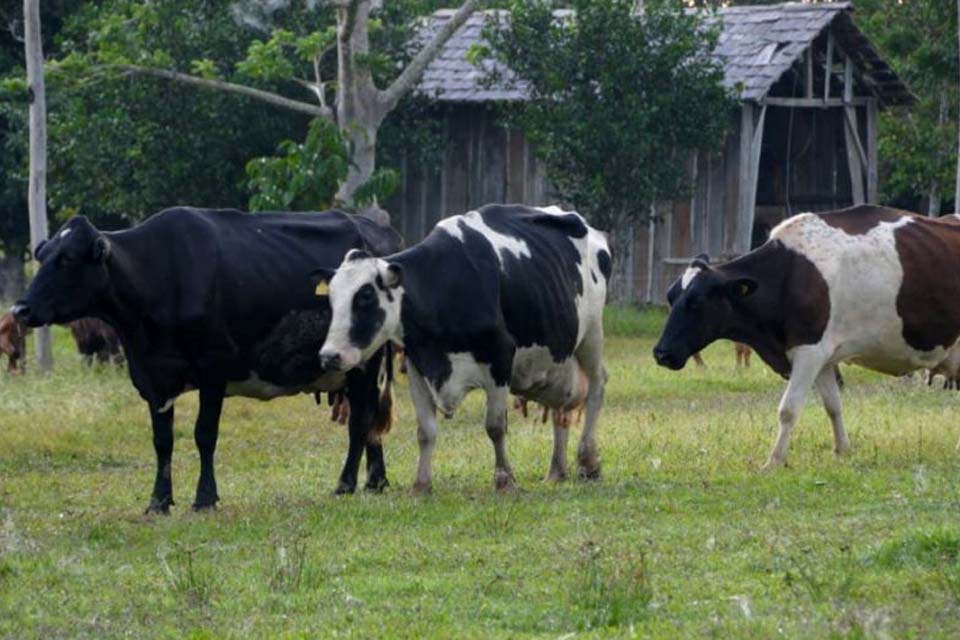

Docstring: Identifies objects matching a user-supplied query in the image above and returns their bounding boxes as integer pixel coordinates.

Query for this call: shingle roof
[417,2,912,106]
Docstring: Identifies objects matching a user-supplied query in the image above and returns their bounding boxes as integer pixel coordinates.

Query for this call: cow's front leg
[407,365,438,495]
[815,365,849,455]
[192,383,225,510]
[485,386,516,491]
[546,419,570,482]
[145,403,175,514]
[761,349,825,472]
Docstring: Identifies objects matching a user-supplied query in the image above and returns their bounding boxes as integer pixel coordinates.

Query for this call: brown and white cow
[654,205,960,468]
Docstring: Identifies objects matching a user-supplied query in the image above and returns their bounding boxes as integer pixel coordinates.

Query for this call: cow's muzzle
[653,345,685,371]
[319,351,344,372]
[10,303,30,324]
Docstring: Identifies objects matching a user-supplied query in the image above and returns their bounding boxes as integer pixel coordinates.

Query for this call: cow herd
[6,203,960,512]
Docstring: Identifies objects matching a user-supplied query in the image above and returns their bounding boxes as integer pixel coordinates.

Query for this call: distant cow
[67,318,123,366]
[317,204,610,492]
[13,208,400,513]
[654,205,960,468]
[0,312,27,373]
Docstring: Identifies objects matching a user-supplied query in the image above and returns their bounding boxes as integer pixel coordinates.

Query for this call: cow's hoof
[191,494,219,512]
[364,477,389,493]
[494,469,517,492]
[144,496,174,515]
[577,466,601,481]
[411,480,433,496]
[759,458,785,473]
[833,440,851,456]
[545,468,568,483]
[333,482,357,496]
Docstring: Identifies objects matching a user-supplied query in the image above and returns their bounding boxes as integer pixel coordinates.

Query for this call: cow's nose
[653,346,681,370]
[320,351,342,371]
[10,303,29,321]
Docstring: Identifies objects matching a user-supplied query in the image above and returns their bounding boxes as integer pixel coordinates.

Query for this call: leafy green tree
[484,0,733,230]
[246,117,397,211]
[47,0,481,218]
[854,0,959,214]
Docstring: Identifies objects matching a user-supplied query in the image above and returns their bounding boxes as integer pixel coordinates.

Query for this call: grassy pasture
[1,306,960,638]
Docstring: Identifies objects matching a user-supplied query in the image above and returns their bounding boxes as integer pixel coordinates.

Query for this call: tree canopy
[485,0,734,230]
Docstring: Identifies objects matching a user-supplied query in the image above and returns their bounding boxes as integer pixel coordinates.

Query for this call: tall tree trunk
[24,0,52,371]
[333,0,480,219]
[930,89,948,217]
[334,0,385,218]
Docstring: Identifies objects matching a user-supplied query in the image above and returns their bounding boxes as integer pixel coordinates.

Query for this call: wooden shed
[392,2,912,302]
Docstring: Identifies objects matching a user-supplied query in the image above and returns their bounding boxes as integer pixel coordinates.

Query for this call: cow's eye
[59,254,75,268]
[356,288,376,306]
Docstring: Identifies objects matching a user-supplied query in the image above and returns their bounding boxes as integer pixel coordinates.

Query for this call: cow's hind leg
[192,384,225,511]
[815,365,850,456]
[575,328,606,480]
[485,385,516,491]
[145,404,175,514]
[408,365,438,495]
[761,349,825,471]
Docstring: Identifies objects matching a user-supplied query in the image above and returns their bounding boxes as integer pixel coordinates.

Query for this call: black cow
[13,208,400,512]
[317,204,610,493]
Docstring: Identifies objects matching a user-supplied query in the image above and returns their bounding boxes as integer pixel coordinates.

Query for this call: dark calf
[67,317,123,367]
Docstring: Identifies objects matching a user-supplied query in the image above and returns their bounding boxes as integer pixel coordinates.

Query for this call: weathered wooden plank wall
[389,99,862,305]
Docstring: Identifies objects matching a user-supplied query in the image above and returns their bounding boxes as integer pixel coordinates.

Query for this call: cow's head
[316,249,403,371]
[12,216,112,327]
[653,255,757,370]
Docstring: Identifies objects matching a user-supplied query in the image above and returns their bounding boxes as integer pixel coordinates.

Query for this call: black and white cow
[315,204,611,493]
[653,205,960,469]
[13,208,401,512]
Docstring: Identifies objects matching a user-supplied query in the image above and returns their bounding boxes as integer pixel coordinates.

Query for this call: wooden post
[689,151,698,248]
[736,103,754,255]
[24,0,52,371]
[955,0,960,211]
[843,56,865,205]
[736,103,765,255]
[823,31,834,101]
[805,46,814,99]
[645,208,655,304]
[748,102,767,231]
[866,98,879,203]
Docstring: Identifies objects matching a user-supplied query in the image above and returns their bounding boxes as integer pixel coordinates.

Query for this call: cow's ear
[93,236,111,263]
[383,262,403,289]
[726,277,757,299]
[309,267,336,297]
[32,239,47,261]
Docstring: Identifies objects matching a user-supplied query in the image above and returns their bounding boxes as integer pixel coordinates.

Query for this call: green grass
[2,307,960,638]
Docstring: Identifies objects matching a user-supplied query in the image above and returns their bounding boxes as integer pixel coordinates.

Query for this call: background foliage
[0,0,957,263]
[484,0,734,230]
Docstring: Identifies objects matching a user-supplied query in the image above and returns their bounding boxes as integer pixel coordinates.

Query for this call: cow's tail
[374,342,394,435]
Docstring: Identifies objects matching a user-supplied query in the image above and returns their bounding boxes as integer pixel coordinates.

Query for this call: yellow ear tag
[315,280,330,297]
[740,283,750,296]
